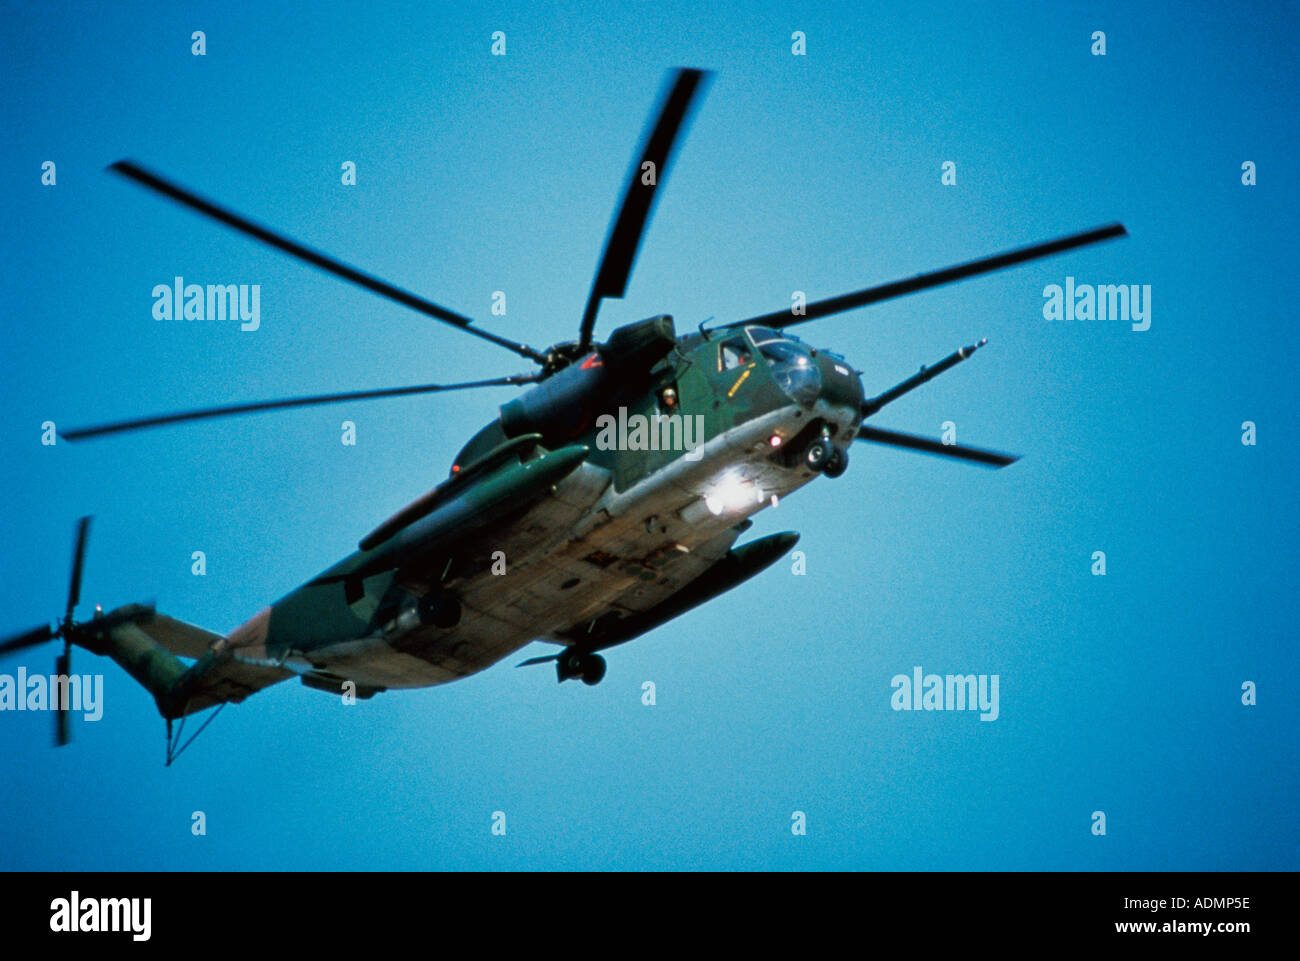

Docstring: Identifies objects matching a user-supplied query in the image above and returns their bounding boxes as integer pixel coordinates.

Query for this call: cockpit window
[743,327,821,406]
[746,326,806,347]
[718,336,752,370]
[746,326,785,347]
[758,339,810,368]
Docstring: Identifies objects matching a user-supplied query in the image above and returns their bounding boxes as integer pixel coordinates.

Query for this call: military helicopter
[1,68,1125,761]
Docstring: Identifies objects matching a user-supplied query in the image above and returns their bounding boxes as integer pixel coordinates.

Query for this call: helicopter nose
[814,353,865,410]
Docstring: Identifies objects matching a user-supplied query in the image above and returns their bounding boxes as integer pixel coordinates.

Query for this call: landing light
[706,472,760,515]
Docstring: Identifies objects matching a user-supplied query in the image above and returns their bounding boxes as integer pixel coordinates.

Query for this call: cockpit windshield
[744,326,819,405]
[746,326,800,348]
[755,339,806,367]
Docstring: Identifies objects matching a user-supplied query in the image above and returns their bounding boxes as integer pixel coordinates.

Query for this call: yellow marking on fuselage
[727,365,754,398]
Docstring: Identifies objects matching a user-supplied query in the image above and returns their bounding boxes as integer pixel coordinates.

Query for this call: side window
[718,336,752,371]
[656,382,681,414]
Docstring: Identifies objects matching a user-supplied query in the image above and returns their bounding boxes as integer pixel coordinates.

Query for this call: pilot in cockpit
[719,337,752,370]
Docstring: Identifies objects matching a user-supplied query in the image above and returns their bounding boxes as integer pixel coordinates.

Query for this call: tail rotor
[0,517,154,745]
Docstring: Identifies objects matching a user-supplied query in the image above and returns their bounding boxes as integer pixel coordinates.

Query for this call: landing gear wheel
[805,439,831,472]
[558,650,585,682]
[581,654,607,686]
[557,650,606,685]
[823,445,848,478]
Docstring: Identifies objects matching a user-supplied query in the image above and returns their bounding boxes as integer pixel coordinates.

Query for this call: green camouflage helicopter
[0,69,1125,761]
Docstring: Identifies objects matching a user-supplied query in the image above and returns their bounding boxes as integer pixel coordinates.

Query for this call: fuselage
[224,324,865,693]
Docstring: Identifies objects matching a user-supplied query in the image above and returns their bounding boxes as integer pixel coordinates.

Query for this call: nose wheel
[805,439,848,478]
[557,650,607,685]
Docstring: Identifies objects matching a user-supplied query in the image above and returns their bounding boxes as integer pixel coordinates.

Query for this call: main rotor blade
[108,160,548,365]
[0,624,57,655]
[577,68,710,350]
[856,425,1019,468]
[733,223,1128,330]
[65,516,91,621]
[62,376,541,442]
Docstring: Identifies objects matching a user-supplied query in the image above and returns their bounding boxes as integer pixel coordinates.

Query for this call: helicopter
[0,68,1125,762]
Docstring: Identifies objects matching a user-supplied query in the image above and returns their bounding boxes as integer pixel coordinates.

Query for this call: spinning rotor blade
[54,650,71,746]
[1,516,97,655]
[63,375,542,441]
[856,425,1019,468]
[733,223,1128,330]
[0,624,57,655]
[108,161,547,365]
[65,516,91,620]
[578,68,710,350]
[0,517,154,752]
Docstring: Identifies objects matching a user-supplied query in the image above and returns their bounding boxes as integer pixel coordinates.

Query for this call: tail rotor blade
[0,624,57,655]
[65,516,91,620]
[54,650,71,747]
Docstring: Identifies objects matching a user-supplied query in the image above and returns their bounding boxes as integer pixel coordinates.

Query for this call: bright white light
[708,472,755,514]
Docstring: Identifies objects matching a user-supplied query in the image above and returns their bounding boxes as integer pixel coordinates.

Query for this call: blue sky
[1,0,1295,870]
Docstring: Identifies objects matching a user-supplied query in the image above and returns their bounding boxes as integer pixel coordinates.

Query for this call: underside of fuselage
[246,398,858,693]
